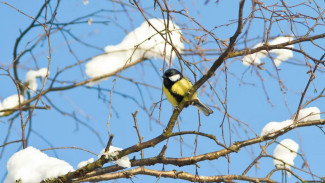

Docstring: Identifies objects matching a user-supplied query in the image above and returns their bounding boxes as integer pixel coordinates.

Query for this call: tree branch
[76,167,279,183]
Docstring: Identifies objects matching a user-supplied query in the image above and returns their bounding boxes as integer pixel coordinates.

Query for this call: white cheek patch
[169,74,181,82]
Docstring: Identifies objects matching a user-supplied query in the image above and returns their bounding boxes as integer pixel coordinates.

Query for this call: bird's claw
[174,106,180,111]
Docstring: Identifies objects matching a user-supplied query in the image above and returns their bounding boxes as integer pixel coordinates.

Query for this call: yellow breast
[163,78,198,106]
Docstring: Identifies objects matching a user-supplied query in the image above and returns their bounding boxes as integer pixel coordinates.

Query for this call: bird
[162,68,213,116]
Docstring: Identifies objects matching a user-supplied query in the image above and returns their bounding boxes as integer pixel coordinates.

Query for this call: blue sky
[1,0,325,182]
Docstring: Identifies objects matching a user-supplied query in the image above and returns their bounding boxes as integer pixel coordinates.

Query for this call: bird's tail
[193,100,213,116]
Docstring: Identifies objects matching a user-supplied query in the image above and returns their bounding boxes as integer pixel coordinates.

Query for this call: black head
[163,69,183,82]
[163,69,183,88]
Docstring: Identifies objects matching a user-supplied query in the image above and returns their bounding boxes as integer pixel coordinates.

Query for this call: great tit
[162,69,213,116]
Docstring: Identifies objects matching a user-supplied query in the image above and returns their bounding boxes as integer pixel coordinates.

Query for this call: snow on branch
[98,146,131,168]
[242,36,294,66]
[0,94,25,116]
[260,107,321,137]
[295,107,321,122]
[77,158,94,169]
[24,68,49,93]
[85,18,184,85]
[260,120,293,137]
[273,139,299,176]
[5,147,74,183]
